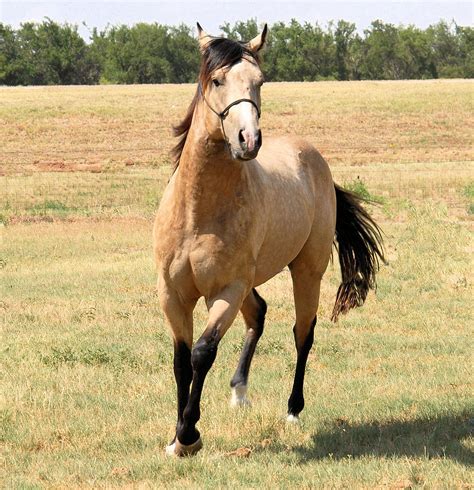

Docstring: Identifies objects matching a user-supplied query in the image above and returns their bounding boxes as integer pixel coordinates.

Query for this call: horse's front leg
[157,280,197,456]
[172,281,248,456]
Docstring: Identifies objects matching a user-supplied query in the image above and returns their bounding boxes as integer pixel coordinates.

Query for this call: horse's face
[209,59,264,160]
[198,24,267,161]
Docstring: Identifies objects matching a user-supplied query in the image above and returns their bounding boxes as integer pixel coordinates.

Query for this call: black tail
[332,184,386,322]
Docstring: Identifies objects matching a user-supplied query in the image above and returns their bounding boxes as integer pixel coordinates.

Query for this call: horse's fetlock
[230,375,246,388]
[288,394,305,416]
[177,423,200,446]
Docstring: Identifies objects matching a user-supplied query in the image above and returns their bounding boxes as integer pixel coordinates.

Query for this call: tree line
[0,18,472,85]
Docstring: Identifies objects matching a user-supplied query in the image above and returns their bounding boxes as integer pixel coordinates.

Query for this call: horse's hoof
[286,414,300,424]
[165,437,203,457]
[165,441,177,456]
[230,385,251,407]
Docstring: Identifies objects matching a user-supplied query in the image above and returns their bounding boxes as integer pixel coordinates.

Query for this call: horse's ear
[197,22,212,52]
[247,24,268,53]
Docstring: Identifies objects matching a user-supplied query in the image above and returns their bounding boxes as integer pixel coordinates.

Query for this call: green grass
[1,200,473,487]
[342,177,385,203]
[463,182,474,215]
[464,182,474,199]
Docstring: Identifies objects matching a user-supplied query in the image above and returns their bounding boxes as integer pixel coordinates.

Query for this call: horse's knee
[191,333,218,374]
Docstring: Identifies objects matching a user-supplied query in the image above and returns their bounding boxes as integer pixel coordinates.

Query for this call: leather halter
[197,82,261,155]
[198,82,261,120]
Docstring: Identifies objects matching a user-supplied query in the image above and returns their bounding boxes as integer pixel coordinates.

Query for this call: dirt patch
[35,161,103,173]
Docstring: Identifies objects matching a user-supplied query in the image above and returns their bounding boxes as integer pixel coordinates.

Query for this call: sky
[1,0,472,40]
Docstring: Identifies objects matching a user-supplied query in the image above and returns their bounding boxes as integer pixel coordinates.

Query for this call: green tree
[0,19,99,85]
[458,25,474,78]
[220,19,259,42]
[167,24,200,83]
[397,25,435,78]
[101,24,171,83]
[334,20,358,80]
[0,23,21,84]
[1,19,472,85]
[360,20,402,79]
[263,20,336,81]
[427,20,472,78]
[94,23,199,84]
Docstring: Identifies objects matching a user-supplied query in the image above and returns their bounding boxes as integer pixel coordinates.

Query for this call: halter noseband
[198,82,261,154]
[198,82,261,120]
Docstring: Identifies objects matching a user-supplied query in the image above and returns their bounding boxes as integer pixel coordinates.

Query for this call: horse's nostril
[257,130,262,146]
[238,130,245,144]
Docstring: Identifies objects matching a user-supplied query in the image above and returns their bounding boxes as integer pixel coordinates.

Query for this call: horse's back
[256,135,334,193]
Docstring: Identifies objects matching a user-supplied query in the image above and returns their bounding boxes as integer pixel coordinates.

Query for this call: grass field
[1,80,473,488]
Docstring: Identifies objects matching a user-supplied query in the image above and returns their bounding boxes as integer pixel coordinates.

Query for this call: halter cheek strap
[197,82,261,154]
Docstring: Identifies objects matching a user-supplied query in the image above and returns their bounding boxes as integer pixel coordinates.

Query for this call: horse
[153,24,385,457]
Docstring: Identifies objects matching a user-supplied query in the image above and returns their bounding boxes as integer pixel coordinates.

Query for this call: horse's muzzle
[235,129,262,160]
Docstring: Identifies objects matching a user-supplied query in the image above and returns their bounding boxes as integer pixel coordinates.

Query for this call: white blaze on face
[239,102,259,152]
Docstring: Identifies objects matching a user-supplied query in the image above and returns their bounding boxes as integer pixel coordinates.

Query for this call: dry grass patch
[1,201,473,487]
[1,80,473,487]
[1,80,472,173]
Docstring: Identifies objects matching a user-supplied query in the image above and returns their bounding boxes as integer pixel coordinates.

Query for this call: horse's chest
[157,193,256,296]
[188,232,252,293]
[159,223,251,295]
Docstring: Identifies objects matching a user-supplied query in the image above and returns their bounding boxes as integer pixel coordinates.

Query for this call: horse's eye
[213,79,221,87]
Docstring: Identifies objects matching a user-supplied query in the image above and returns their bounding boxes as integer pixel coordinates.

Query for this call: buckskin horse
[153,24,385,456]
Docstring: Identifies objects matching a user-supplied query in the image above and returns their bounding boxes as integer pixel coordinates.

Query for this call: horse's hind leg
[287,258,326,421]
[230,288,267,406]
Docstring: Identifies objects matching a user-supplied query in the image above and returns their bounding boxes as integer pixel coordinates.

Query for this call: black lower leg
[231,289,267,388]
[288,316,317,417]
[173,341,192,428]
[177,331,218,445]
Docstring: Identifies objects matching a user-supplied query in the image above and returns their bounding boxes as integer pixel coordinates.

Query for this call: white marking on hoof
[286,414,300,423]
[165,441,177,456]
[231,385,251,407]
[165,437,203,457]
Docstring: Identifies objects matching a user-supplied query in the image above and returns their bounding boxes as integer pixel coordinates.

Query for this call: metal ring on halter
[197,82,261,155]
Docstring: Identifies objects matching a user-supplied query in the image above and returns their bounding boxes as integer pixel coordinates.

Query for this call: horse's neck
[176,115,245,220]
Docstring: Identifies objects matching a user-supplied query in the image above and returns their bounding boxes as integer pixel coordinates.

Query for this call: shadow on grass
[293,412,473,465]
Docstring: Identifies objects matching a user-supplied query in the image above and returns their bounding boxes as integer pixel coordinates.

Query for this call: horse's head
[197,23,267,161]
